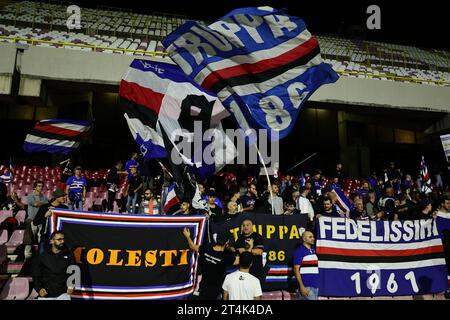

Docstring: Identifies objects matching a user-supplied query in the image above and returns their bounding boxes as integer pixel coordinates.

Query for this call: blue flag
[163,6,339,141]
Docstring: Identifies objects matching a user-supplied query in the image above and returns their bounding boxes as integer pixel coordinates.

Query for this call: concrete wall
[310,75,450,113]
[0,43,16,95]
[19,45,167,85]
[1,43,449,113]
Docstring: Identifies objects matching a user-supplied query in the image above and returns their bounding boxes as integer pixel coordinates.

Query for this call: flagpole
[286,152,317,173]
[157,161,173,178]
[255,146,275,216]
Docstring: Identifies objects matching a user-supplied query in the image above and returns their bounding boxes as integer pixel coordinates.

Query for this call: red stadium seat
[0,211,13,224]
[281,290,298,300]
[14,211,26,225]
[0,229,8,245]
[0,244,6,269]
[0,277,30,300]
[5,229,25,254]
[262,291,283,300]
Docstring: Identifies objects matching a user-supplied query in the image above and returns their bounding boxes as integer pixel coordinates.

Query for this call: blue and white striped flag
[420,155,432,194]
[163,6,339,142]
[23,119,92,154]
[331,185,354,218]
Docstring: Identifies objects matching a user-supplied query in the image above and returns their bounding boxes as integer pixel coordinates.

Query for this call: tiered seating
[0,1,187,39]
[1,2,449,85]
[1,164,125,211]
[317,34,450,86]
[0,24,167,57]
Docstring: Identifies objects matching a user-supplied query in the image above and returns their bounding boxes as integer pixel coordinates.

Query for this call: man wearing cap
[65,166,87,211]
[33,189,68,253]
[183,227,238,300]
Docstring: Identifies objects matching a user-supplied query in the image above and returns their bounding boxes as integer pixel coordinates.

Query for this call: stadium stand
[0,1,449,86]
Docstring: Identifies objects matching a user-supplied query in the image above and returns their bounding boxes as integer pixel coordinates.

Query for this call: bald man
[293,231,319,300]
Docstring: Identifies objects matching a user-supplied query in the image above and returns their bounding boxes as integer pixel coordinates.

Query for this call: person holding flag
[421,155,433,194]
[0,158,14,196]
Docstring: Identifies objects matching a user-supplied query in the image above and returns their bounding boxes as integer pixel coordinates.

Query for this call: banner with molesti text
[48,209,207,300]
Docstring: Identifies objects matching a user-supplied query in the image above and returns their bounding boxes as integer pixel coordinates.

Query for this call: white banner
[440,134,450,161]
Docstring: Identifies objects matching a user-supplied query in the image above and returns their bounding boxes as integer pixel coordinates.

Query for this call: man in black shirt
[126,166,143,214]
[207,189,223,222]
[183,228,237,300]
[394,194,416,220]
[59,158,73,190]
[378,186,396,220]
[106,161,125,212]
[229,218,265,283]
[33,189,69,254]
[173,199,193,216]
[32,231,76,300]
[317,198,340,218]
[414,200,433,220]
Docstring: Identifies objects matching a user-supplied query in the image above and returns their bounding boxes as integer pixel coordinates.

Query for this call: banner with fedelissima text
[316,216,448,297]
[48,209,207,300]
[210,213,310,291]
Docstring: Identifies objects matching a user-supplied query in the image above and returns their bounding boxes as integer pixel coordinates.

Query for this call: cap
[74,166,82,170]
[53,188,67,198]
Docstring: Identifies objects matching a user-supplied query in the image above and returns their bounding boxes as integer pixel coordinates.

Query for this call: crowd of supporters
[1,155,449,300]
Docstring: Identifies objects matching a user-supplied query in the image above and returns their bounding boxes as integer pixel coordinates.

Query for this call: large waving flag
[119,59,236,180]
[420,156,432,194]
[163,6,339,141]
[23,119,92,154]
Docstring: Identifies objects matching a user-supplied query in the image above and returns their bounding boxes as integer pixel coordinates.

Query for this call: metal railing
[0,35,168,56]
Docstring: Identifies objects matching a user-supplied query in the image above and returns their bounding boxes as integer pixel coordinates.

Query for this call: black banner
[49,209,206,300]
[210,213,309,291]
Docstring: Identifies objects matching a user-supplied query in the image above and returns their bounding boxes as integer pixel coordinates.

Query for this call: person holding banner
[293,231,319,300]
[183,227,237,300]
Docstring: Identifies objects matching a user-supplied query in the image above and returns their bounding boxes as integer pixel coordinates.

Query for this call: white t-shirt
[222,270,262,300]
[296,196,314,221]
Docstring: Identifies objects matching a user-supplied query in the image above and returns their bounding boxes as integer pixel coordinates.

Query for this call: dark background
[69,0,449,50]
